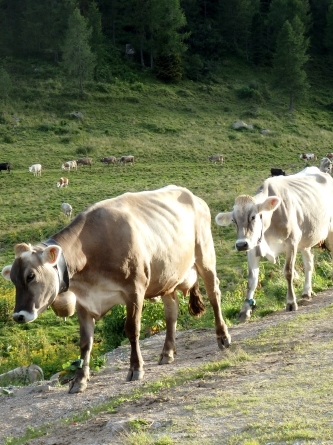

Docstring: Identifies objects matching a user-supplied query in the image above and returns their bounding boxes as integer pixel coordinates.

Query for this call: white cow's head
[215,195,281,251]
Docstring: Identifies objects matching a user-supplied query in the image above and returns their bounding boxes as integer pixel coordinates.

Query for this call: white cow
[57,177,69,188]
[215,167,333,321]
[62,160,77,171]
[28,164,42,177]
[299,153,317,161]
[61,202,72,218]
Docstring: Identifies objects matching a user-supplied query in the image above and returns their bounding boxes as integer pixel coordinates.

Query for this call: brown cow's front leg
[125,298,144,381]
[159,292,178,365]
[69,304,95,394]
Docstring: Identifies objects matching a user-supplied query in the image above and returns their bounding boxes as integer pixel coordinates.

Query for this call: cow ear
[42,245,62,266]
[215,212,233,226]
[2,265,12,281]
[258,196,281,213]
[14,243,32,258]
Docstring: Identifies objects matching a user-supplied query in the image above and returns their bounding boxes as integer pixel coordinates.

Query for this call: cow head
[2,243,63,323]
[215,195,281,252]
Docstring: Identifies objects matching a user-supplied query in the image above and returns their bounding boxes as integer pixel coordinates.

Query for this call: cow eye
[26,272,35,283]
[250,215,256,222]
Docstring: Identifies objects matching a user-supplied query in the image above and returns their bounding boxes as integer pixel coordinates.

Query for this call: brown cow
[118,155,134,165]
[77,157,93,168]
[2,186,231,394]
[57,177,69,188]
[100,156,117,166]
[207,154,224,164]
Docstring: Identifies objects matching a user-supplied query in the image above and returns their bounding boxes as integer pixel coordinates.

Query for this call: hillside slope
[2,289,333,445]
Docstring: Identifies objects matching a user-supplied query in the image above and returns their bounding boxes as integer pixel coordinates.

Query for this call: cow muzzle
[13,310,37,324]
[235,240,250,251]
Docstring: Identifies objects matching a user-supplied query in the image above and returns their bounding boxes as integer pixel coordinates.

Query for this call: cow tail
[188,281,206,317]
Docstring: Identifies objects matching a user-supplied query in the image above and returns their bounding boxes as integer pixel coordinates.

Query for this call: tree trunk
[289,91,294,111]
[140,35,145,68]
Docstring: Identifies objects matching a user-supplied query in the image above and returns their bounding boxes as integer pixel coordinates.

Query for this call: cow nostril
[236,241,249,251]
[13,314,25,323]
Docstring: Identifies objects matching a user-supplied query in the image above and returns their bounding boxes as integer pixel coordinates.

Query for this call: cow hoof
[68,380,87,394]
[301,294,312,301]
[238,311,251,323]
[126,369,144,381]
[286,302,298,312]
[217,334,231,349]
[158,353,174,365]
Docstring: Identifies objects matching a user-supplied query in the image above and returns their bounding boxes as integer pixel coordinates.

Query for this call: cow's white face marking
[13,309,37,323]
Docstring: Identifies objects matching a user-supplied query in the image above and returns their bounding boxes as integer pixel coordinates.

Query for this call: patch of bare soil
[2,290,333,445]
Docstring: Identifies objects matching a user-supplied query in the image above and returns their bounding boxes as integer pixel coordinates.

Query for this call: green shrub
[156,54,183,82]
[76,145,94,155]
[101,305,126,352]
[3,134,14,143]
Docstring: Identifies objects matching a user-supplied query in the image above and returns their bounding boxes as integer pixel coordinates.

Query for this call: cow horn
[14,243,32,257]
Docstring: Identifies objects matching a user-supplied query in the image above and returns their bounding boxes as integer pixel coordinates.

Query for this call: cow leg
[196,265,231,349]
[301,248,314,299]
[239,249,260,322]
[284,242,298,312]
[125,298,144,381]
[159,292,179,365]
[69,304,95,394]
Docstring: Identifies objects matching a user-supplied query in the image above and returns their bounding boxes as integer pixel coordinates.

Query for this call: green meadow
[1,57,333,378]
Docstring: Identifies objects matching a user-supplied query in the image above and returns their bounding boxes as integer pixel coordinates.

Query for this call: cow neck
[257,214,263,245]
[41,238,69,294]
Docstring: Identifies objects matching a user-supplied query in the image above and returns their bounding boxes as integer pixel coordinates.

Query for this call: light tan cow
[215,167,333,322]
[2,186,230,394]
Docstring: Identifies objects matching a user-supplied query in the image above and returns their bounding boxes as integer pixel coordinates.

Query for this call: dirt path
[2,290,333,445]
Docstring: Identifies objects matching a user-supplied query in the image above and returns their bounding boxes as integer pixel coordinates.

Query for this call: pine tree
[273,17,309,110]
[62,8,96,95]
[268,0,311,50]
[325,0,333,57]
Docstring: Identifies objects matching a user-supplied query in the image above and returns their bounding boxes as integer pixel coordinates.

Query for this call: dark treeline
[0,0,333,84]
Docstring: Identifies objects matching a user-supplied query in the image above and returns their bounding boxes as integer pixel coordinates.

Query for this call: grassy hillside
[1,57,333,377]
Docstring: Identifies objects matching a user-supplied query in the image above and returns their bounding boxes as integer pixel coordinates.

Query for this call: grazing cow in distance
[2,185,231,394]
[100,156,117,166]
[62,160,77,172]
[57,177,69,188]
[118,155,134,166]
[319,157,332,174]
[61,202,72,217]
[207,154,224,165]
[77,157,93,168]
[270,168,286,177]
[0,162,10,173]
[299,153,317,161]
[215,166,333,322]
[28,164,42,177]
